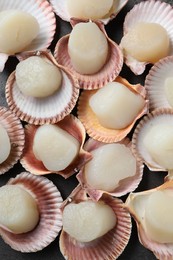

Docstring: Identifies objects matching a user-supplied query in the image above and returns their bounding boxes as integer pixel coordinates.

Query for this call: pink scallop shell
[0,171,63,252]
[132,108,173,171]
[49,0,128,25]
[54,19,123,90]
[60,185,132,260]
[20,115,92,178]
[5,51,80,125]
[145,55,173,111]
[125,181,173,260]
[0,0,56,72]
[77,76,148,143]
[120,0,173,75]
[77,137,144,201]
[0,106,25,175]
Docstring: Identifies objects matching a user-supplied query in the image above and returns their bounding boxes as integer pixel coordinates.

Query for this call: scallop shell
[125,181,173,260]
[5,51,80,125]
[165,170,173,182]
[77,137,144,200]
[132,108,173,171]
[0,0,56,72]
[0,106,25,175]
[0,171,63,252]
[49,0,128,25]
[77,76,148,143]
[120,0,173,75]
[20,115,92,178]
[54,19,123,90]
[60,185,132,260]
[145,55,173,111]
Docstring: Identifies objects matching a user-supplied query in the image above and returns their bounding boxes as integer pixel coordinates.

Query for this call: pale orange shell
[0,171,63,252]
[120,0,173,75]
[20,115,92,178]
[60,185,132,260]
[5,51,80,125]
[54,19,123,90]
[77,76,148,143]
[0,106,25,175]
[0,0,56,72]
[50,0,129,25]
[77,137,144,200]
[132,108,173,171]
[125,181,173,260]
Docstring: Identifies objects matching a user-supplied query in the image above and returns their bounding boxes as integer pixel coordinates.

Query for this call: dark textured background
[0,0,171,259]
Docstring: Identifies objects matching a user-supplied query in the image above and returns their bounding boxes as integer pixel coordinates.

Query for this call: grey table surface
[0,0,171,259]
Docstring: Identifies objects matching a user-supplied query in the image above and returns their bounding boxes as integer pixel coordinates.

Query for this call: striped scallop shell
[5,51,79,125]
[54,19,123,90]
[145,55,173,111]
[60,185,132,260]
[77,76,148,143]
[0,106,25,175]
[125,181,173,260]
[132,108,173,171]
[20,115,92,178]
[120,0,173,75]
[77,137,144,200]
[49,0,128,25]
[0,171,63,252]
[0,0,56,71]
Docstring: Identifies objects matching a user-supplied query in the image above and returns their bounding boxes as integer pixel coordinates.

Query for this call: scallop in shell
[125,180,173,259]
[120,0,173,75]
[132,108,173,171]
[54,19,123,90]
[0,171,63,252]
[60,185,132,260]
[49,0,128,25]
[77,76,148,143]
[20,115,92,178]
[0,0,56,71]
[5,51,79,125]
[145,55,173,111]
[77,137,144,200]
[0,106,24,175]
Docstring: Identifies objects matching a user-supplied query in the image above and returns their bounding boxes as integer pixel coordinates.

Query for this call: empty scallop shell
[49,0,128,25]
[0,171,63,252]
[0,106,25,175]
[5,51,80,125]
[120,0,173,75]
[0,0,56,72]
[54,19,123,90]
[132,108,173,171]
[20,115,92,178]
[125,181,173,260]
[77,137,144,200]
[145,55,173,111]
[77,76,148,143]
[60,185,132,260]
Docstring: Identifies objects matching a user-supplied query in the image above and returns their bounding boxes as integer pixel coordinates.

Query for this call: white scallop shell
[0,106,25,175]
[5,52,79,125]
[121,0,173,75]
[77,137,144,200]
[60,185,132,260]
[132,108,173,171]
[145,55,173,111]
[49,0,128,25]
[0,0,56,71]
[125,181,173,260]
[0,172,63,252]
[54,20,123,90]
